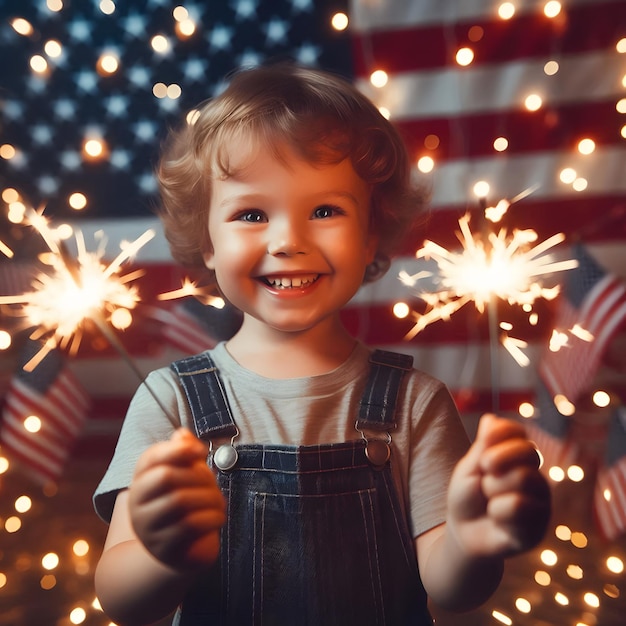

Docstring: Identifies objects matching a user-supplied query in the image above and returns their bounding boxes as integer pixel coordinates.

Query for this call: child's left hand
[446,414,551,559]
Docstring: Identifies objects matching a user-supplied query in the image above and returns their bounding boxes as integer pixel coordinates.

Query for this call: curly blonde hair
[157,62,428,284]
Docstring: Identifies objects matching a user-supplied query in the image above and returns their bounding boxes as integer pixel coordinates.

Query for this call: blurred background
[1,0,625,624]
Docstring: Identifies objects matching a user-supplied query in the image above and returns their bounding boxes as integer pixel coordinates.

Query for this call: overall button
[365,439,390,469]
[214,444,238,471]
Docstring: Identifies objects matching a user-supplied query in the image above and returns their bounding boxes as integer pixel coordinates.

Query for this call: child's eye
[313,205,343,219]
[236,210,266,223]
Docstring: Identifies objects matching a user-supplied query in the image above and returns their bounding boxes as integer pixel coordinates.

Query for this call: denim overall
[170,350,433,626]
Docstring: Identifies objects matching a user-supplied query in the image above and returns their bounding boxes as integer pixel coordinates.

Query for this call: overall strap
[170,352,237,440]
[356,349,414,432]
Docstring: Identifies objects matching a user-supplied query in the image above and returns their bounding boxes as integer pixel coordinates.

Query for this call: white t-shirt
[94,342,469,538]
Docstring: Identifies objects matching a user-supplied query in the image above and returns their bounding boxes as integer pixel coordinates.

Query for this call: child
[93,63,550,625]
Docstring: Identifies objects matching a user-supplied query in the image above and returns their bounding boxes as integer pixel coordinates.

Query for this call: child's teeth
[269,276,316,288]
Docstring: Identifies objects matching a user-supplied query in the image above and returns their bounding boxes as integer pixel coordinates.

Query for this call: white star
[67,19,92,42]
[53,99,77,120]
[2,100,23,121]
[264,18,289,45]
[75,70,99,94]
[294,42,320,65]
[105,94,130,117]
[231,0,258,20]
[157,97,180,113]
[7,151,26,170]
[26,76,47,94]
[121,13,146,38]
[60,151,81,171]
[134,120,158,142]
[238,49,263,68]
[110,149,132,170]
[291,0,313,12]
[31,124,54,145]
[37,175,60,195]
[183,58,207,81]
[137,172,158,194]
[127,66,152,89]
[208,24,234,51]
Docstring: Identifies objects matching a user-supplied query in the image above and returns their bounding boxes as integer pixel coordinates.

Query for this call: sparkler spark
[402,213,579,361]
[0,239,14,258]
[0,210,149,370]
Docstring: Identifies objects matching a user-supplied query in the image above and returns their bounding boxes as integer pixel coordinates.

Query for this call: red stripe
[5,386,78,442]
[0,437,60,484]
[3,404,74,453]
[1,414,67,467]
[595,458,626,540]
[6,379,84,439]
[351,1,625,75]
[396,100,622,163]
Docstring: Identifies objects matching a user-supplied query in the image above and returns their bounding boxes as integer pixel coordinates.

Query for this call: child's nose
[267,218,309,256]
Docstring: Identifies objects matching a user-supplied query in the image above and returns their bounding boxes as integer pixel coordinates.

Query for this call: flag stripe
[0,432,63,485]
[540,269,626,401]
[5,375,89,436]
[595,457,626,540]
[351,0,624,75]
[1,417,67,469]
[395,100,621,163]
[349,0,608,33]
[354,51,623,120]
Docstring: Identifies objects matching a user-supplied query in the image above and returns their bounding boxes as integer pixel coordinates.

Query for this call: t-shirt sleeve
[407,380,470,538]
[92,367,189,523]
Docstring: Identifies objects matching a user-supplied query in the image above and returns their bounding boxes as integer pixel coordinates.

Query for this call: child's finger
[456,414,525,476]
[134,431,207,474]
[480,438,541,475]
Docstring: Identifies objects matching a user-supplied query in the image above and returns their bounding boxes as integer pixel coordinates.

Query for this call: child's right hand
[127,428,226,572]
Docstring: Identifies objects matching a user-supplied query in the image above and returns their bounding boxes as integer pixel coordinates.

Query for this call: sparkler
[400,189,579,410]
[0,208,222,419]
[0,209,147,370]
[402,212,579,340]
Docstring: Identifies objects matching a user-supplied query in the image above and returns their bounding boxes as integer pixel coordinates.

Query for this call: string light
[11,18,33,36]
[544,1,562,18]
[455,47,474,66]
[97,53,119,75]
[29,55,48,74]
[151,34,170,53]
[370,69,388,88]
[331,12,349,31]
[99,0,115,15]
[606,556,624,574]
[498,3,516,20]
[567,564,584,579]
[525,93,543,111]
[44,40,62,58]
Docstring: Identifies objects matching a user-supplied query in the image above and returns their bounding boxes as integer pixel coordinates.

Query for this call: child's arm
[95,429,226,625]
[415,414,551,612]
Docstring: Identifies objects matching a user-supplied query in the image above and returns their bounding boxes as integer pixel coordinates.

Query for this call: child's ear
[202,250,215,270]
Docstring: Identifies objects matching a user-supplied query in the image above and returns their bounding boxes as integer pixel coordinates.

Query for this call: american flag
[539,243,626,403]
[524,379,580,471]
[594,406,626,541]
[1,1,625,478]
[0,339,90,485]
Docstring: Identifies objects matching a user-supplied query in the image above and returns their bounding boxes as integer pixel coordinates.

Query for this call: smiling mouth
[262,274,320,289]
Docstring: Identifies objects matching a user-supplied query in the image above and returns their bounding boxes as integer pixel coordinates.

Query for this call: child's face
[203,140,377,335]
